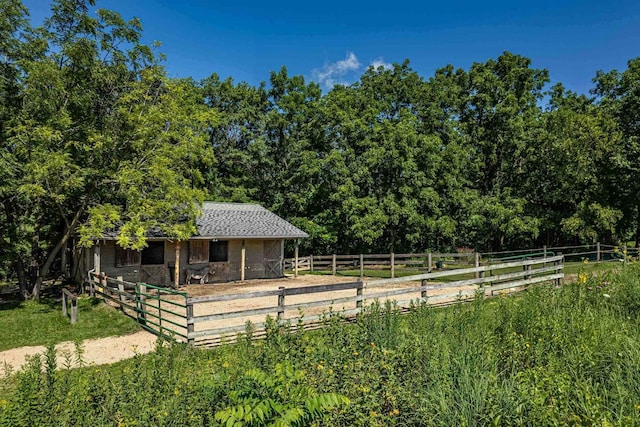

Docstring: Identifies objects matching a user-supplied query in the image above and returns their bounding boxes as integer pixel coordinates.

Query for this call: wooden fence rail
[186,255,564,346]
[284,243,638,278]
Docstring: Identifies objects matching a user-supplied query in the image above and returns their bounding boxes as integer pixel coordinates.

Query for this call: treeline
[0,0,639,296]
[201,56,640,255]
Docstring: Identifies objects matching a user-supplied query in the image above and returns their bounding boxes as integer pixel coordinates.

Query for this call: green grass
[0,296,140,351]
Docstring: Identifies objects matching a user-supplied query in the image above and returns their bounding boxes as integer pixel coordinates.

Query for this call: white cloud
[313,52,362,89]
[370,57,392,71]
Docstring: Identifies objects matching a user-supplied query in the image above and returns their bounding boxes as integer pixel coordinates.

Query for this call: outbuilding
[88,202,308,286]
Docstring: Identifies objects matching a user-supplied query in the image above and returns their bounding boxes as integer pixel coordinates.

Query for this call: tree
[593,58,640,243]
[3,0,214,298]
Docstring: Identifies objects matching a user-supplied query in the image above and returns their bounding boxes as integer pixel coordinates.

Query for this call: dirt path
[0,330,158,376]
[0,273,480,375]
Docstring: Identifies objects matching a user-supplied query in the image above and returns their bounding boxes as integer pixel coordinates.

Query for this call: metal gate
[135,283,189,342]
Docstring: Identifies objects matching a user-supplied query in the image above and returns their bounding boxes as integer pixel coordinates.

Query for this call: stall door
[263,240,282,278]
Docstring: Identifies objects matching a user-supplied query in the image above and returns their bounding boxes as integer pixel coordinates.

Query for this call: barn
[88,202,308,286]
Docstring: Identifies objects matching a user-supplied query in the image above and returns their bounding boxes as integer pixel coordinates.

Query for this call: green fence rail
[89,273,189,343]
[135,282,188,341]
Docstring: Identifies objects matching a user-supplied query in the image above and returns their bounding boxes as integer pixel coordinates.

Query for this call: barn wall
[228,240,265,281]
[89,237,289,287]
[95,241,140,283]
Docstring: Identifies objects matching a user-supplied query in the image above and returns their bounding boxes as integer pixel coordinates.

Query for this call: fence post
[70,297,78,324]
[157,288,162,336]
[294,241,299,278]
[137,283,147,326]
[117,276,125,311]
[427,253,432,273]
[186,300,194,346]
[596,242,601,262]
[89,274,95,297]
[332,254,337,276]
[277,286,286,320]
[310,255,314,272]
[99,273,107,304]
[474,252,480,279]
[390,252,395,278]
[421,279,428,301]
[359,254,364,280]
[356,280,364,311]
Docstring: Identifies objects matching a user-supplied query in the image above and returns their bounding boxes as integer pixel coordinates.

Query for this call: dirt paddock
[149,273,480,345]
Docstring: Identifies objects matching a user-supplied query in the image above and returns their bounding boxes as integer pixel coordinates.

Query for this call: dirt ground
[0,330,158,377]
[165,273,479,345]
[1,273,481,375]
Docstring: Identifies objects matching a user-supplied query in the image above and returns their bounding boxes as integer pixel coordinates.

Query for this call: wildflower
[390,408,400,416]
[578,273,588,284]
[222,361,229,368]
[174,389,180,396]
[317,364,323,370]
[370,411,377,417]
[583,258,589,264]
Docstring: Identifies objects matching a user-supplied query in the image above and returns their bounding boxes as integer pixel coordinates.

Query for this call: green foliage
[214,362,349,426]
[1,0,214,297]
[3,267,640,425]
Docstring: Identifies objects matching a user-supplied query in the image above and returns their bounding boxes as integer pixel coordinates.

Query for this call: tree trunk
[30,206,85,300]
[636,202,640,246]
[16,257,29,299]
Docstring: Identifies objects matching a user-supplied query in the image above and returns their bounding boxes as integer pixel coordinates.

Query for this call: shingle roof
[194,202,308,239]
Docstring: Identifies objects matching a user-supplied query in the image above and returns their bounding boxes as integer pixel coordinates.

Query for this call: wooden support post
[596,242,601,262]
[543,245,548,259]
[356,280,364,310]
[70,298,77,324]
[421,279,428,301]
[474,252,480,279]
[427,253,432,273]
[277,286,285,320]
[186,301,194,346]
[138,284,147,325]
[332,254,337,276]
[294,240,299,278]
[157,288,162,336]
[390,252,395,278]
[117,276,125,310]
[310,255,314,272]
[175,241,181,288]
[93,244,101,278]
[241,239,246,282]
[100,274,107,295]
[359,254,364,280]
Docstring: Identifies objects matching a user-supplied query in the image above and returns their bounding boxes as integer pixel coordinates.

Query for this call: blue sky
[24,0,640,94]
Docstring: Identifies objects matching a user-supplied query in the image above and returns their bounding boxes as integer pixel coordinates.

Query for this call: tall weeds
[1,265,639,425]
